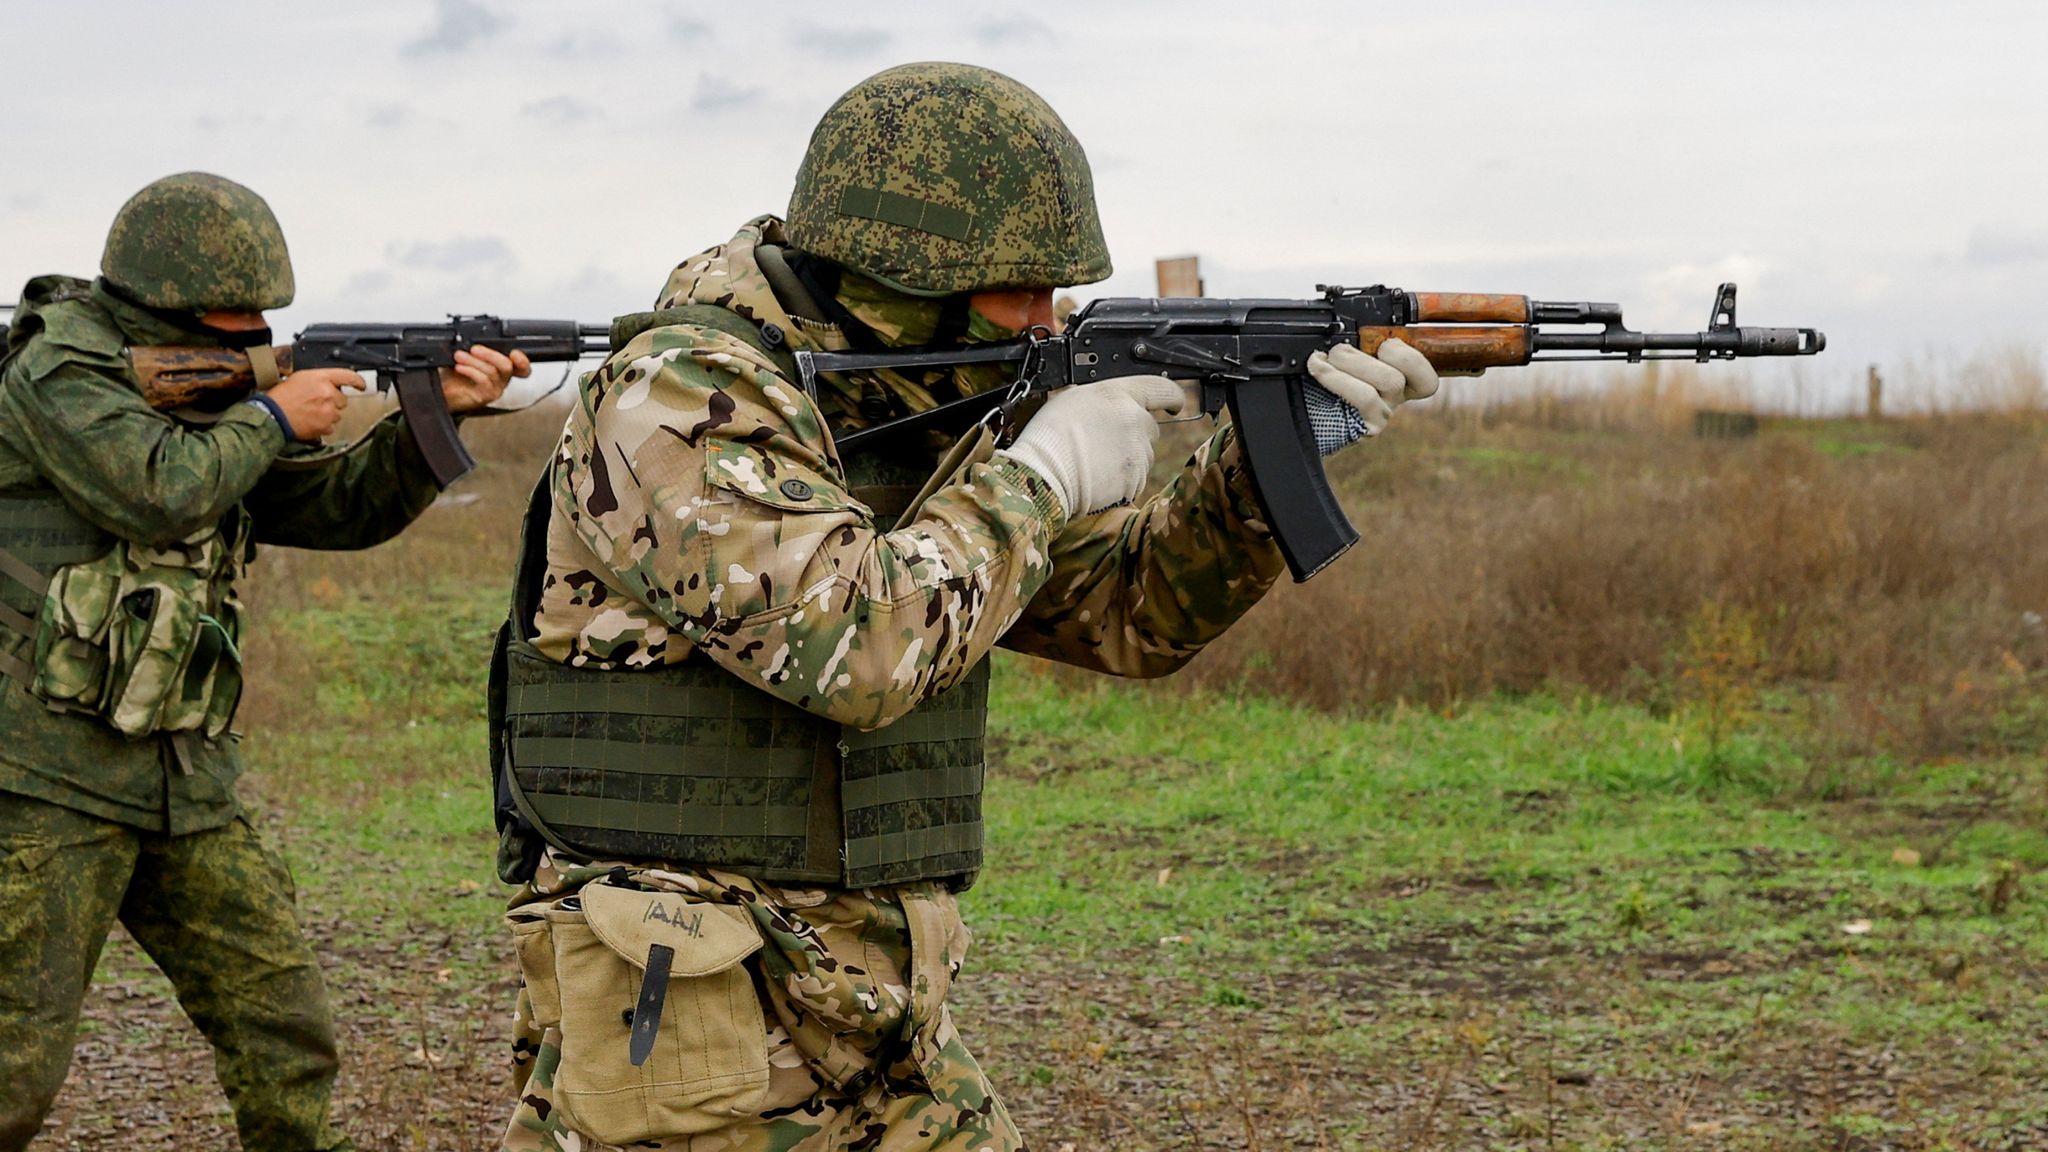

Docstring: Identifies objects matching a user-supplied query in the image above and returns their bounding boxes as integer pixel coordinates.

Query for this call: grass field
[35,398,2048,1151]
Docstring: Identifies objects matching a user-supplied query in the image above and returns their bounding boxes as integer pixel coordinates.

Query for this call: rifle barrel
[1531,326,1822,359]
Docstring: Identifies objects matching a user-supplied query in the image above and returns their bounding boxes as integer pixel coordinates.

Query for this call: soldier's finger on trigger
[1132,375,1186,417]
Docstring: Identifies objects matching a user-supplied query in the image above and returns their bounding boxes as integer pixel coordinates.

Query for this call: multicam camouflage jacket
[534,217,1288,730]
[0,277,445,833]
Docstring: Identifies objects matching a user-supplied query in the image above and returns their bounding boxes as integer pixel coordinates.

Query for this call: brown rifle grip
[1355,326,1531,374]
[131,345,295,411]
[1409,293,1532,324]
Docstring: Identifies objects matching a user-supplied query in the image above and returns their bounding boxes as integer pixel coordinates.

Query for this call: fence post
[1867,365,1884,420]
[1155,255,1203,298]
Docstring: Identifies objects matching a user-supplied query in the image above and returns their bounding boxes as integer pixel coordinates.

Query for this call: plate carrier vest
[489,305,991,889]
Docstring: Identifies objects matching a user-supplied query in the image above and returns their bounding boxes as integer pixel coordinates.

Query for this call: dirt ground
[36,909,2048,1152]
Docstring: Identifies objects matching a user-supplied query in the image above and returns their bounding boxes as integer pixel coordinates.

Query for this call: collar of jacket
[89,280,234,350]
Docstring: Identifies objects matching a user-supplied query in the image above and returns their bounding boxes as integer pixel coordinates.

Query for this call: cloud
[403,0,505,56]
[546,30,619,59]
[789,25,893,57]
[522,96,602,125]
[389,236,516,274]
[971,17,1057,47]
[341,269,394,298]
[365,103,412,129]
[666,11,712,43]
[690,75,766,113]
[1964,224,2048,266]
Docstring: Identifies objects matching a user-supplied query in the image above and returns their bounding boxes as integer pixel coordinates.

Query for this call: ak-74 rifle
[797,282,1825,581]
[127,317,609,487]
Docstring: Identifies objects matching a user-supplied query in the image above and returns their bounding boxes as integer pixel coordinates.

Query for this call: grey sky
[2,0,2042,409]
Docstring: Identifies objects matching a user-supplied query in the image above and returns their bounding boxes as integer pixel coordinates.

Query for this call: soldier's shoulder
[9,293,128,383]
[596,318,802,411]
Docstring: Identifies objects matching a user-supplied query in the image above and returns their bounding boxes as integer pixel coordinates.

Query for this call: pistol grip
[1224,375,1357,582]
[392,367,475,488]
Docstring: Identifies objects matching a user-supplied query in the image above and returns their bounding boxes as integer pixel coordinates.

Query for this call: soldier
[0,172,530,1151]
[490,64,1438,1150]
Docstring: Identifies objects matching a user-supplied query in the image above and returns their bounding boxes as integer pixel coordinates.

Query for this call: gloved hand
[998,375,1185,516]
[1302,338,1441,455]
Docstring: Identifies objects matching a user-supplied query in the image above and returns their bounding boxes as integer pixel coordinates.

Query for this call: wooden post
[1867,365,1884,420]
[1051,294,1079,333]
[1155,255,1203,298]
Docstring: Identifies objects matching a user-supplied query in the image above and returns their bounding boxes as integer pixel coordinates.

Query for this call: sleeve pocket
[704,440,868,518]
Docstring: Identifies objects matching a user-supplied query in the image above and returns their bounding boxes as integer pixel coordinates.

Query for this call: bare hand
[439,345,531,414]
[266,368,359,442]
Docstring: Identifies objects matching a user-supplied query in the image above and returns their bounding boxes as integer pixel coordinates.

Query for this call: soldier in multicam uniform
[0,172,529,1151]
[490,64,1440,1151]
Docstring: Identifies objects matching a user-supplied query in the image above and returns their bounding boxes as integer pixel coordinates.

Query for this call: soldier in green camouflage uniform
[0,173,528,1151]
[493,65,1440,1151]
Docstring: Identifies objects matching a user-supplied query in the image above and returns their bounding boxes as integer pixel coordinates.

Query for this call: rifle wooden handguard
[1353,326,1531,374]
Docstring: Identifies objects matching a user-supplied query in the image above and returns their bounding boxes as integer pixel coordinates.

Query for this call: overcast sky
[3,0,2043,410]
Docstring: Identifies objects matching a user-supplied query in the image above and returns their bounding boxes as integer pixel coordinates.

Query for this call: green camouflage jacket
[535,217,1286,730]
[0,278,444,834]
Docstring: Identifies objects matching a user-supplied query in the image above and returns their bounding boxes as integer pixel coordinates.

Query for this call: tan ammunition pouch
[507,881,768,1143]
[0,493,250,740]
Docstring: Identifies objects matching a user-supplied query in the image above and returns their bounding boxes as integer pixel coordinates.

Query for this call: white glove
[1302,338,1441,455]
[998,375,1185,516]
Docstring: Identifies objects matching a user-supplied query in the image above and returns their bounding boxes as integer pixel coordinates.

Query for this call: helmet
[100,172,295,312]
[786,63,1110,298]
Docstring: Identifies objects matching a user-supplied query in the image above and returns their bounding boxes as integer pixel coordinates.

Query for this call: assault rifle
[797,282,1825,581]
[129,317,609,487]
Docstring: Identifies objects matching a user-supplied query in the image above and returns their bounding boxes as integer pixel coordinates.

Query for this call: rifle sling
[246,344,282,389]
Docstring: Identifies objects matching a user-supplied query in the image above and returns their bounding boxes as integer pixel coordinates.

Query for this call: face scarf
[829,274,1034,420]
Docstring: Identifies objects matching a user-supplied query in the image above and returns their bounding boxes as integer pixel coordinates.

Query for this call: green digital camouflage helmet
[100,172,295,312]
[787,63,1111,297]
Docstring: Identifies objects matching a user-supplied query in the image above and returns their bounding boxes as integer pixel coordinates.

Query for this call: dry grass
[244,382,2048,776]
[1159,379,2048,776]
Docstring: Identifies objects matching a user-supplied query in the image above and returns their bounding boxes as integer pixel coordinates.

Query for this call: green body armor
[0,487,249,741]
[489,306,991,889]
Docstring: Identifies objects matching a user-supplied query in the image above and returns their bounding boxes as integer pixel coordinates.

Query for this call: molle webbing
[840,668,987,881]
[0,493,111,681]
[500,646,988,887]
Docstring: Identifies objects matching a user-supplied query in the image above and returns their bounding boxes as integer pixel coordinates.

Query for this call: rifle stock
[129,345,291,411]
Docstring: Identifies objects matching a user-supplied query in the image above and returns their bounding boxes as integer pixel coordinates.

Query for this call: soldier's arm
[997,422,1286,676]
[240,410,444,549]
[556,325,1066,730]
[0,344,284,547]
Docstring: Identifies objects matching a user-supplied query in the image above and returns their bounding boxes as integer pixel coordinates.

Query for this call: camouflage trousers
[0,792,351,1152]
[502,853,1023,1151]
